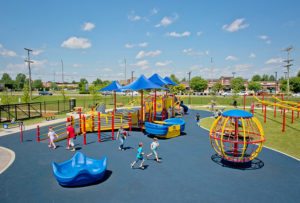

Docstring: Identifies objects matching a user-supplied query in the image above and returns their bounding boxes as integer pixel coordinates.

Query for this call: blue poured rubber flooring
[0,110,299,203]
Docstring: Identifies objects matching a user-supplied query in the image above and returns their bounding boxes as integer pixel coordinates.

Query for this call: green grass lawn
[198,107,300,159]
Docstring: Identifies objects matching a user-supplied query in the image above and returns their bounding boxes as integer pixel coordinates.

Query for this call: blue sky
[0,0,299,82]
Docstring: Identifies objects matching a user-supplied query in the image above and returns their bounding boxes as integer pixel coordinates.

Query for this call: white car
[126,91,139,96]
[237,91,249,96]
[292,93,300,97]
[221,92,233,96]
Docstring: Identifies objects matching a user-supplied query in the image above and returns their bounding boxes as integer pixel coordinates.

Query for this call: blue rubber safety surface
[0,110,299,203]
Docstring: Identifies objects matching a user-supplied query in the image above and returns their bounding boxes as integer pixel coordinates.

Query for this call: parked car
[101,91,112,96]
[292,93,300,97]
[116,91,126,96]
[237,91,249,96]
[221,92,233,96]
[38,91,53,96]
[257,90,269,96]
[126,91,139,96]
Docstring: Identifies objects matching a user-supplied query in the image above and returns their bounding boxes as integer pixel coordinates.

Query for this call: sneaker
[130,163,134,168]
[139,166,144,170]
[48,145,51,148]
[66,147,70,150]
[70,148,75,152]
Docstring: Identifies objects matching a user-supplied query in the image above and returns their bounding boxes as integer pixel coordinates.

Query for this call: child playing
[131,142,145,169]
[116,125,127,150]
[66,122,76,152]
[195,113,200,126]
[147,137,160,162]
[48,126,58,149]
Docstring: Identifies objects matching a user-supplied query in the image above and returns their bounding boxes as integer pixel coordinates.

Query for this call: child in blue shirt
[131,142,145,169]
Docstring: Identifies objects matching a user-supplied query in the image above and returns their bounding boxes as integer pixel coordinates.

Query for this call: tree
[269,75,276,81]
[248,81,262,92]
[50,82,58,90]
[93,78,103,85]
[212,82,223,94]
[170,74,180,84]
[190,76,208,92]
[89,85,102,103]
[78,78,88,93]
[22,83,30,103]
[297,70,300,77]
[1,73,14,88]
[290,77,300,93]
[280,79,287,92]
[181,77,186,82]
[15,73,26,90]
[261,74,269,81]
[170,84,186,94]
[32,79,43,90]
[230,77,245,93]
[252,75,261,81]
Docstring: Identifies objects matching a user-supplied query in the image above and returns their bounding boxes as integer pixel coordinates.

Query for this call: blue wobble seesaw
[52,152,107,187]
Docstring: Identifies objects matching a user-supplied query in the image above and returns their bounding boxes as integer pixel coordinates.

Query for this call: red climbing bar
[83,115,87,145]
[264,105,267,123]
[243,94,246,110]
[98,112,101,142]
[282,109,286,133]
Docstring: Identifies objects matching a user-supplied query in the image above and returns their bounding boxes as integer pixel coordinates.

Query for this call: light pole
[187,71,191,105]
[24,48,33,100]
[232,72,236,78]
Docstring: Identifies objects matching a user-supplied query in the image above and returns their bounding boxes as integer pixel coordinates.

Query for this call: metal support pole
[98,112,101,142]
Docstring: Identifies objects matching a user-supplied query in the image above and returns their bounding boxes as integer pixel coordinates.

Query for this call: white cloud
[265,57,283,65]
[61,37,91,49]
[32,49,44,56]
[155,14,178,27]
[128,11,141,21]
[134,60,149,70]
[155,60,172,67]
[125,42,148,49]
[258,35,271,44]
[125,43,135,48]
[72,64,82,68]
[222,18,249,32]
[139,42,148,47]
[103,68,112,72]
[136,50,161,59]
[249,53,256,58]
[225,55,238,61]
[234,64,252,72]
[82,22,95,31]
[182,48,209,56]
[0,44,17,57]
[196,32,203,36]
[166,31,191,38]
[150,8,158,15]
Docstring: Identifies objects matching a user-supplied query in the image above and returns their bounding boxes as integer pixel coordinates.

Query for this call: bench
[42,113,56,121]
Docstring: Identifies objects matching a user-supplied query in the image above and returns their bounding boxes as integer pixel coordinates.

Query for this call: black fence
[0,100,70,123]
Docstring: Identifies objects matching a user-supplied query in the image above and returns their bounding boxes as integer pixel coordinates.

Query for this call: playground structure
[242,94,300,132]
[209,109,265,163]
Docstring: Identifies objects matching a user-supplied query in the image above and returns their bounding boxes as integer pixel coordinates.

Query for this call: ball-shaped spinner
[209,110,265,163]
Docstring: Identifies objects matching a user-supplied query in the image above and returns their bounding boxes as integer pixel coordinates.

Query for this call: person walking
[66,122,76,152]
[147,137,160,162]
[48,126,58,149]
[195,113,201,126]
[116,125,127,150]
[131,142,145,169]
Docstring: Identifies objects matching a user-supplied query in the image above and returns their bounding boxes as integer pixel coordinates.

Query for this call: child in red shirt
[66,122,76,151]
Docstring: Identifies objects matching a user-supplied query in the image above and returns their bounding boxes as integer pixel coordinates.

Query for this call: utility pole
[283,46,293,95]
[232,72,236,78]
[24,48,33,100]
[61,59,64,83]
[187,71,191,105]
[274,71,277,94]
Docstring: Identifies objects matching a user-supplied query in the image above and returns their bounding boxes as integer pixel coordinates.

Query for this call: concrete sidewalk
[0,118,67,137]
[0,147,15,174]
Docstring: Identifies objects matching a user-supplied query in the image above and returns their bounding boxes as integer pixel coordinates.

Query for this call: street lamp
[187,71,191,105]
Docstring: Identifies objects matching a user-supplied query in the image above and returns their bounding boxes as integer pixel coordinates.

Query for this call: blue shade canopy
[148,73,168,87]
[222,109,253,118]
[164,76,177,86]
[99,81,122,92]
[122,75,163,91]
